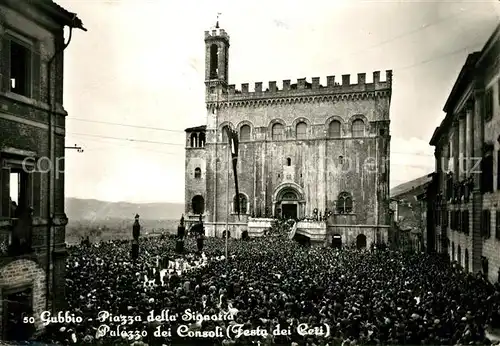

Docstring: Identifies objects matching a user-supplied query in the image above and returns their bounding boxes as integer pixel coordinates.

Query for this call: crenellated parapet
[205,29,230,42]
[227,70,391,98]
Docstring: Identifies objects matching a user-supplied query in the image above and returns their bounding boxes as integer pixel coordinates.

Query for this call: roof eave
[35,0,87,31]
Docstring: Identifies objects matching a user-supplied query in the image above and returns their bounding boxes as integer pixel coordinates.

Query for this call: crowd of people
[32,230,500,346]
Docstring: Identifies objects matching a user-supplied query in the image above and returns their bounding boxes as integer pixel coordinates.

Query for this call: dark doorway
[192,195,205,215]
[241,230,249,240]
[222,230,231,238]
[332,234,342,249]
[356,234,367,249]
[294,233,310,246]
[3,286,34,341]
[282,204,297,220]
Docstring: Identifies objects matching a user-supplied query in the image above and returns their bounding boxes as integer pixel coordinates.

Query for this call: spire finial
[216,12,221,28]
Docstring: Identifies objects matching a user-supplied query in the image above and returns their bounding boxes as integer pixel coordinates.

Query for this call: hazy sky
[57,0,499,204]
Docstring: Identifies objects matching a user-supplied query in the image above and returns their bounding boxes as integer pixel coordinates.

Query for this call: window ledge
[230,213,249,216]
[1,91,67,116]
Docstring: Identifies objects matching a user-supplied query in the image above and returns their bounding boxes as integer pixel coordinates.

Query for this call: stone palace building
[426,23,500,283]
[185,22,392,247]
[0,0,85,340]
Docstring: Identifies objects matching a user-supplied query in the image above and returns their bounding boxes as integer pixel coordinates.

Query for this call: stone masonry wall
[0,0,72,333]
[0,259,46,334]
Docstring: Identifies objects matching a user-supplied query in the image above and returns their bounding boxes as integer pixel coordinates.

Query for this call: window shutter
[485,89,493,121]
[1,38,10,92]
[496,211,500,240]
[497,150,500,190]
[31,50,41,101]
[465,210,469,235]
[1,167,11,217]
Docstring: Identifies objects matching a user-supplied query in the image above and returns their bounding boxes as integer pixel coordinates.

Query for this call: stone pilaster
[465,100,474,176]
[471,90,484,273]
[458,112,466,179]
[452,120,460,182]
[473,90,484,187]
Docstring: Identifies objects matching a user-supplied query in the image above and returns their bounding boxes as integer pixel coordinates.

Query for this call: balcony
[0,218,33,257]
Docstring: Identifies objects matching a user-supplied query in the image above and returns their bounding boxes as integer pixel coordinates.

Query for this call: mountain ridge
[65,197,184,222]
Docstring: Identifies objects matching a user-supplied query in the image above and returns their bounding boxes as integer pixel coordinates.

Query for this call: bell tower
[204,15,229,104]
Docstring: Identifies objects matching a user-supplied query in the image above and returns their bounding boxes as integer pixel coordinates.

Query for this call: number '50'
[23,316,35,324]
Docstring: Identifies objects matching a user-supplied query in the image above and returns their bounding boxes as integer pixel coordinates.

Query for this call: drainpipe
[45,23,74,312]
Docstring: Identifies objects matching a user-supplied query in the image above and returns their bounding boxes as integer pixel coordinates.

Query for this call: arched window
[194,167,201,179]
[233,193,247,214]
[329,120,341,138]
[192,195,205,214]
[287,157,291,166]
[209,44,218,79]
[352,119,365,137]
[190,133,198,147]
[452,242,455,261]
[272,123,284,140]
[240,125,251,141]
[221,125,229,142]
[457,245,462,266]
[198,133,206,147]
[296,122,307,140]
[336,192,353,214]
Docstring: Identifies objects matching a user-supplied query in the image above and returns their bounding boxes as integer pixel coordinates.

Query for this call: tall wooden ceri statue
[175,214,185,254]
[196,214,205,253]
[132,214,140,260]
[177,214,185,239]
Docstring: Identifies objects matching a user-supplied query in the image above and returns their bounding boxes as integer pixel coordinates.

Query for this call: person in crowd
[34,225,500,346]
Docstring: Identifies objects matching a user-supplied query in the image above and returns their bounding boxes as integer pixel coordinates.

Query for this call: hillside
[65,197,184,222]
[64,197,184,244]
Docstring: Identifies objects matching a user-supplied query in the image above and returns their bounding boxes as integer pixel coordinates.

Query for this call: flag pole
[225,136,230,260]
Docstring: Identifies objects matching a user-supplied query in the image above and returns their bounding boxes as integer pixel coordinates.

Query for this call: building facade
[428,23,500,282]
[185,23,392,247]
[389,174,432,252]
[0,0,84,340]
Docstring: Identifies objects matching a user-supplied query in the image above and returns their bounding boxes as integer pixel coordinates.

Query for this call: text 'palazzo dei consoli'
[185,22,393,248]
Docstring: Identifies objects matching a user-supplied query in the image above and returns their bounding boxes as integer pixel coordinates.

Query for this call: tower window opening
[210,44,218,79]
[10,39,32,97]
[287,158,291,166]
